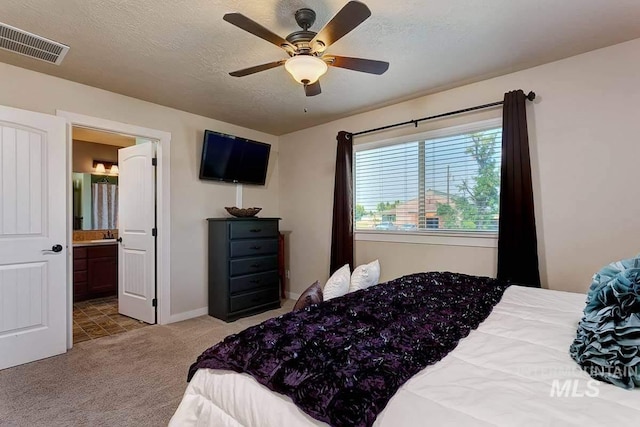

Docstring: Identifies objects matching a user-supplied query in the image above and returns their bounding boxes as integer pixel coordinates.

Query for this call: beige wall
[72,140,119,173]
[279,38,640,296]
[356,242,497,284]
[0,62,279,317]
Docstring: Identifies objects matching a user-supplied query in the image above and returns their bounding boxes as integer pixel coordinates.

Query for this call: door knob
[116,237,123,243]
[43,244,63,253]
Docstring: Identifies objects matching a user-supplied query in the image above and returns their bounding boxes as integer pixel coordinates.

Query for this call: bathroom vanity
[73,241,118,301]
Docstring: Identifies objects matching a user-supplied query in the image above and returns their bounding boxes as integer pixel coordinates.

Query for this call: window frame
[353,118,502,247]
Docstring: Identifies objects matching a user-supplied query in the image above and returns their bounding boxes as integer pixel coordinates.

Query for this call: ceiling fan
[223,1,389,97]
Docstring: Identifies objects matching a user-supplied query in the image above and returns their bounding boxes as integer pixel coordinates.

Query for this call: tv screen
[199,130,271,185]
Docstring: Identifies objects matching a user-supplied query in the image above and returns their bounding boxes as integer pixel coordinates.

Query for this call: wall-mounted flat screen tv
[199,130,271,185]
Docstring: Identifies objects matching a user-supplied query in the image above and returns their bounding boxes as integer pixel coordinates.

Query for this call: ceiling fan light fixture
[285,55,328,85]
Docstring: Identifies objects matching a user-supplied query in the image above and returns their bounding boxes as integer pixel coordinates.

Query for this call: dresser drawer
[88,245,117,258]
[230,238,278,258]
[230,287,280,313]
[73,247,87,260]
[230,255,278,276]
[74,259,87,271]
[229,220,278,239]
[74,270,87,284]
[229,271,279,295]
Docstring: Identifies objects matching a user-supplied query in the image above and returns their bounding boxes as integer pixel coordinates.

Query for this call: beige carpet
[0,300,295,427]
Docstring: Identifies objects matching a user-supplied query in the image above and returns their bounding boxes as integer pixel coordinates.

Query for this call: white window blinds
[354,126,502,233]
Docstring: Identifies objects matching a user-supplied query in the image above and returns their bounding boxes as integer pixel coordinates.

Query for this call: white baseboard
[166,296,304,324]
[286,291,301,300]
[167,307,208,324]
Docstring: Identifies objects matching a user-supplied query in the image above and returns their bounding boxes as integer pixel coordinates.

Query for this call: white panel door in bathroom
[118,143,156,324]
[0,105,67,370]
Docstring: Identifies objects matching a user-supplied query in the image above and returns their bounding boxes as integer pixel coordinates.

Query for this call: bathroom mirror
[72,173,119,230]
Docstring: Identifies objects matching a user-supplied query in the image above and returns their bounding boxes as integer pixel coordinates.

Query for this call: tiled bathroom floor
[73,296,150,343]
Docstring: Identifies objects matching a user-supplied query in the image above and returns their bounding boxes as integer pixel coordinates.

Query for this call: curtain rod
[352,91,536,137]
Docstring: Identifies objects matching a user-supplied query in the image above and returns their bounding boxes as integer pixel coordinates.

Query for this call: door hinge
[152,298,157,307]
[152,227,157,237]
[151,158,157,166]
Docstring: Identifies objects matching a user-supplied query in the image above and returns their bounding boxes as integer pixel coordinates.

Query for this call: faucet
[103,230,114,239]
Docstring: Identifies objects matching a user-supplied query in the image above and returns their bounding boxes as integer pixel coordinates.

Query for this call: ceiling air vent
[0,22,69,65]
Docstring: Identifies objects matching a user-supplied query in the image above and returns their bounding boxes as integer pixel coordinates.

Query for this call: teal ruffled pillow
[569,256,640,389]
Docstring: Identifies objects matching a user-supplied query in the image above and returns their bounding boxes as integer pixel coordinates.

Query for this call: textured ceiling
[1,0,640,135]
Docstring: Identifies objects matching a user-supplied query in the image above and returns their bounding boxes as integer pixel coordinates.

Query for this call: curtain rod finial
[526,91,536,101]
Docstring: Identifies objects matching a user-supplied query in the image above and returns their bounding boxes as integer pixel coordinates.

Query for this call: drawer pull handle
[250,279,261,284]
[250,264,261,268]
[250,246,262,250]
[249,228,262,233]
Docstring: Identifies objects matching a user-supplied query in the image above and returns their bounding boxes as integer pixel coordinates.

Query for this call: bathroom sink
[90,239,117,243]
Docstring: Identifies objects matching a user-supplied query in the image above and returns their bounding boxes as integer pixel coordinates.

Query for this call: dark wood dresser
[207,218,281,322]
[73,244,118,301]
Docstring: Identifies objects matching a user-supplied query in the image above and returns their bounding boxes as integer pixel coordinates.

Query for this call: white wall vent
[0,22,69,65]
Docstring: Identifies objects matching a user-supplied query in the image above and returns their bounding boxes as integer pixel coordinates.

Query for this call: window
[354,120,502,234]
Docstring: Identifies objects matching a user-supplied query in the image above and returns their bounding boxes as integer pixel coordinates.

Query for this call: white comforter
[169,286,640,426]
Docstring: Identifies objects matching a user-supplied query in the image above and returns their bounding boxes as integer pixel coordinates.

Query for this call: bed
[170,272,640,426]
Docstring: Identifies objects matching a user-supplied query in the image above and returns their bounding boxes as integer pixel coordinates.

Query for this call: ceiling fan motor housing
[285,8,320,54]
[285,30,316,47]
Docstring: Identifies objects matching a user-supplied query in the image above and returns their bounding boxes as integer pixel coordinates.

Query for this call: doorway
[71,127,154,343]
[59,111,171,350]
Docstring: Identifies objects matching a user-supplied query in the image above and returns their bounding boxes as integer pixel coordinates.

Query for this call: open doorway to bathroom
[71,127,154,343]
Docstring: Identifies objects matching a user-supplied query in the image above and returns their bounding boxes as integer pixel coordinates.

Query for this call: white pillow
[323,264,351,300]
[349,259,380,293]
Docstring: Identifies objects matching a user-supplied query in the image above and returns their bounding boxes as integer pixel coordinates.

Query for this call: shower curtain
[92,182,118,230]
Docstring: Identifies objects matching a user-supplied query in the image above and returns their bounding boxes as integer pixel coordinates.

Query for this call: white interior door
[118,143,155,324]
[0,105,67,370]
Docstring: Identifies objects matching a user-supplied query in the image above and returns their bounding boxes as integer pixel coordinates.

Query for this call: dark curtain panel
[330,131,354,274]
[497,90,541,287]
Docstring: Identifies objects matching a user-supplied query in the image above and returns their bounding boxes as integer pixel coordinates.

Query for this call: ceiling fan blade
[229,60,286,77]
[304,81,321,97]
[311,1,371,49]
[327,56,389,75]
[223,13,293,50]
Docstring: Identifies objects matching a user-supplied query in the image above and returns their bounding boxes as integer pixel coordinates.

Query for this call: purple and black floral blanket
[189,272,510,426]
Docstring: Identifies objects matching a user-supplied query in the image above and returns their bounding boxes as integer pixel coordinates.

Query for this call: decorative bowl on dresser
[224,206,262,217]
[207,217,281,322]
